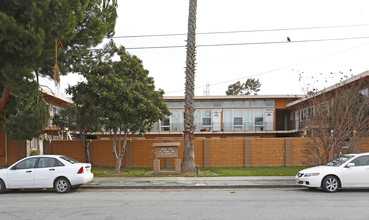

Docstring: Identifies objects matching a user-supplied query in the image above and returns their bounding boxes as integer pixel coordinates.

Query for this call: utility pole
[182,0,197,173]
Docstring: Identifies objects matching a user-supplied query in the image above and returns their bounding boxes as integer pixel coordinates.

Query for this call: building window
[160,117,170,131]
[195,101,201,108]
[244,109,254,130]
[202,110,212,131]
[213,101,222,108]
[223,110,232,130]
[223,100,233,107]
[233,110,243,130]
[233,101,243,107]
[255,100,264,107]
[244,100,253,107]
[255,109,264,130]
[171,101,182,108]
[202,101,211,108]
[265,100,275,107]
[300,107,314,122]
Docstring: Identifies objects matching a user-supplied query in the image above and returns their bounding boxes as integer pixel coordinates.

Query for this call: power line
[165,41,369,94]
[49,35,369,52]
[61,23,369,40]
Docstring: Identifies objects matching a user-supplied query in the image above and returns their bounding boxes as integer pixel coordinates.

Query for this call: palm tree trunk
[182,0,197,173]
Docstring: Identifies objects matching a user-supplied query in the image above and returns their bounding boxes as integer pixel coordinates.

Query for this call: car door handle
[49,169,55,171]
[26,170,32,173]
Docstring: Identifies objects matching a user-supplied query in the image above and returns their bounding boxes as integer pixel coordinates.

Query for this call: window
[160,117,170,131]
[194,101,201,108]
[13,158,38,169]
[233,101,243,107]
[265,100,275,107]
[244,110,254,130]
[255,109,264,131]
[300,107,314,121]
[171,110,182,131]
[60,156,80,164]
[233,110,243,130]
[351,156,369,166]
[213,101,222,108]
[38,157,64,168]
[202,110,212,131]
[194,109,201,131]
[30,138,38,150]
[223,101,233,107]
[255,100,264,107]
[223,110,232,131]
[165,102,171,108]
[52,106,60,117]
[202,101,211,108]
[171,102,182,108]
[244,100,253,107]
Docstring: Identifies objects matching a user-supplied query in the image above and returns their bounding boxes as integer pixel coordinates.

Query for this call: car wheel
[0,179,5,194]
[322,176,339,192]
[54,177,71,193]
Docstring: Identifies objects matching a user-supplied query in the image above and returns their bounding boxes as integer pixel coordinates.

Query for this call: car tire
[54,177,71,193]
[322,176,339,193]
[0,179,5,194]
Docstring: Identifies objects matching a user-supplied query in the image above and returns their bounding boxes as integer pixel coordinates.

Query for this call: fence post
[204,139,210,167]
[285,138,292,166]
[244,139,251,167]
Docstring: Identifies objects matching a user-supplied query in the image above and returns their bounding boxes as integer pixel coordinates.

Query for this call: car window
[350,156,369,167]
[14,158,38,169]
[326,155,354,167]
[60,156,80,164]
[37,157,64,168]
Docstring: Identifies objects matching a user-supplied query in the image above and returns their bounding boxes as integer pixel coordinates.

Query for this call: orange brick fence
[1,138,368,167]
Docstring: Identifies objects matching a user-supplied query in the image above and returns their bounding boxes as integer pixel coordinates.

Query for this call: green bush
[30,150,39,156]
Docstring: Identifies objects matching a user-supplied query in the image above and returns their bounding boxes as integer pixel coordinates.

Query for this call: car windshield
[326,155,355,167]
[60,156,81,164]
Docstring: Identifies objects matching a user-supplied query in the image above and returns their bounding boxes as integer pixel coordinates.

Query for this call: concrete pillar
[285,138,292,166]
[154,159,160,174]
[244,139,251,167]
[204,139,210,167]
[174,159,181,174]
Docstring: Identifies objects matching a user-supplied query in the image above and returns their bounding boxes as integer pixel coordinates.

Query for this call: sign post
[153,142,181,175]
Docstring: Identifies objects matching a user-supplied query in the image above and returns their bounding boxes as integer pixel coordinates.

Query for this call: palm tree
[182,0,197,173]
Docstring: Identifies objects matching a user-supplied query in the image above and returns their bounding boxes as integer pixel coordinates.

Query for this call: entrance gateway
[153,142,181,174]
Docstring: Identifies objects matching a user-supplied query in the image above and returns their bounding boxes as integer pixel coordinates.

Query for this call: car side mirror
[347,163,355,168]
[10,166,17,170]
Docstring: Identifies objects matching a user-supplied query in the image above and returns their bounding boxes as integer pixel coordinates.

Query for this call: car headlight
[304,173,320,177]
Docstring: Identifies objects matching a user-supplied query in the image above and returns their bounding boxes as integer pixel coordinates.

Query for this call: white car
[296,152,369,192]
[0,155,93,193]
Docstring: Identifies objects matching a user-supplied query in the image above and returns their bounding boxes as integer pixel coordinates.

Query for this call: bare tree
[182,0,197,173]
[301,79,369,165]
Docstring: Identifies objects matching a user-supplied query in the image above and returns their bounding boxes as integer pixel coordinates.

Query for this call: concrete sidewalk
[81,176,301,189]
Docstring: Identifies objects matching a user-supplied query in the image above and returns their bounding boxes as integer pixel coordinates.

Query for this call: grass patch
[92,166,309,177]
[203,166,309,176]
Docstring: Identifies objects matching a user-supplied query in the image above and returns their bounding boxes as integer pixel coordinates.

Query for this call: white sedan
[0,155,93,193]
[296,152,369,192]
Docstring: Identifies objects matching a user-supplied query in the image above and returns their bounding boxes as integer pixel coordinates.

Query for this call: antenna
[203,81,210,96]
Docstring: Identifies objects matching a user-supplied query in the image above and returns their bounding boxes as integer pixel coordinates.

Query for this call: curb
[81,185,303,190]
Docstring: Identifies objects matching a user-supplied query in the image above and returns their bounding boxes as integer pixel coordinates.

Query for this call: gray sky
[42,0,369,97]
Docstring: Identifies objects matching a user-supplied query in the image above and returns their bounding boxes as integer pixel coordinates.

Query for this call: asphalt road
[1,188,369,219]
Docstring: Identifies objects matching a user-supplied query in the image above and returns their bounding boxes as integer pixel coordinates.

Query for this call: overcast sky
[42,0,369,97]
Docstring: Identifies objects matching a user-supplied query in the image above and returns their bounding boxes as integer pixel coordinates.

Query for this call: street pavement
[82,176,301,189]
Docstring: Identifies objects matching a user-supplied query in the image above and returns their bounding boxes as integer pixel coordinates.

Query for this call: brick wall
[1,137,369,167]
